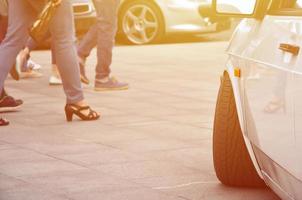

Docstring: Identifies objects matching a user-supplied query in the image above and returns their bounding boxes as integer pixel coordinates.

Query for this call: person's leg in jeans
[49,41,63,85]
[77,0,128,91]
[30,0,99,120]
[0,0,34,90]
[77,24,97,59]
[0,0,99,121]
[0,15,8,42]
[15,37,43,78]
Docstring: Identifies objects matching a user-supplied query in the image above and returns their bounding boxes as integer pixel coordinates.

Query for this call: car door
[239,0,301,197]
[227,0,300,196]
[287,0,302,196]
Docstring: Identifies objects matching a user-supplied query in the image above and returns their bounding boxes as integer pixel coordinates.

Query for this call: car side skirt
[253,145,302,200]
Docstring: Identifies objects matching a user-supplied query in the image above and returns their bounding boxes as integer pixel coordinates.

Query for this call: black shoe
[0,96,23,112]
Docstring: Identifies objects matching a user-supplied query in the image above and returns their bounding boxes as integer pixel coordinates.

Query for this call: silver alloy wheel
[122,4,159,45]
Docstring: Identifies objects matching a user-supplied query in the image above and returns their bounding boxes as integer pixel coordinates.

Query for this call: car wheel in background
[118,0,165,45]
[213,71,265,187]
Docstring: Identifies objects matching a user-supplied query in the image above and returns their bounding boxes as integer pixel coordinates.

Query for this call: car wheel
[118,0,165,45]
[213,71,265,187]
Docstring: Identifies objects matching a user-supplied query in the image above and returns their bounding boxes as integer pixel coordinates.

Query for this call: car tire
[213,71,265,187]
[118,0,165,45]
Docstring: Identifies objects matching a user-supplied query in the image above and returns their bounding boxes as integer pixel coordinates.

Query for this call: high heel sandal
[65,104,100,122]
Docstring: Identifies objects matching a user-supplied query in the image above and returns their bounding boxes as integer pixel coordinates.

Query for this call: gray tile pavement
[0,41,279,200]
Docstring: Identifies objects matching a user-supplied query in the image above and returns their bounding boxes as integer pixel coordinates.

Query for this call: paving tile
[60,126,151,145]
[0,185,68,200]
[20,169,137,196]
[132,174,217,189]
[57,148,147,166]
[0,41,280,200]
[69,187,184,200]
[141,145,214,172]
[0,159,85,177]
[92,160,201,180]
[0,143,16,151]
[123,121,212,141]
[20,142,109,156]
[104,138,196,152]
[0,174,28,191]
[0,148,53,165]
[155,182,279,200]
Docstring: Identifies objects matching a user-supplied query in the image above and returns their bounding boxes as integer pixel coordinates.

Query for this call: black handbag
[29,0,62,43]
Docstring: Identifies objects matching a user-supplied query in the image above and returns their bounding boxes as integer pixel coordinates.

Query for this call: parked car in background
[208,0,302,199]
[72,0,233,45]
[117,0,232,45]
[72,0,96,38]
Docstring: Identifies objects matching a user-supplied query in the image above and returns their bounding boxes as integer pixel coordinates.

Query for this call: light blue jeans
[0,0,83,103]
[77,0,120,80]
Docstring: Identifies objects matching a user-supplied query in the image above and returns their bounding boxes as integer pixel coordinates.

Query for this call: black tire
[213,71,265,187]
[118,0,165,45]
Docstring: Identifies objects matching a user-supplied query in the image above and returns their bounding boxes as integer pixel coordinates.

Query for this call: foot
[79,62,90,85]
[264,100,285,113]
[27,59,42,70]
[9,62,20,81]
[264,97,285,113]
[65,102,100,122]
[20,68,43,79]
[0,95,23,113]
[17,49,30,71]
[0,118,9,126]
[94,77,129,91]
[10,49,31,81]
[49,75,62,85]
[78,57,89,85]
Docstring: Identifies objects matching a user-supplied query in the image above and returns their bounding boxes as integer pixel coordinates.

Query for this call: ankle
[73,101,87,107]
[96,76,110,83]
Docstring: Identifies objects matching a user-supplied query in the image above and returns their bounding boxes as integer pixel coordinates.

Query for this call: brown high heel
[65,104,100,122]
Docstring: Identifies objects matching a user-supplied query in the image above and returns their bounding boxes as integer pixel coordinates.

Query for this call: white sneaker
[49,75,62,85]
[27,59,42,70]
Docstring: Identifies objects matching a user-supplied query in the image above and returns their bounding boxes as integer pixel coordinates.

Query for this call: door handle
[279,43,300,55]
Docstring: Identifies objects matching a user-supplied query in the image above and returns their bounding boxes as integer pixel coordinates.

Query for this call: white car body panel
[226,15,302,199]
[155,0,217,33]
[120,0,217,34]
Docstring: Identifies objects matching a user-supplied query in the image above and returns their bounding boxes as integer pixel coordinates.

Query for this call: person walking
[0,0,100,122]
[0,0,23,126]
[78,0,128,91]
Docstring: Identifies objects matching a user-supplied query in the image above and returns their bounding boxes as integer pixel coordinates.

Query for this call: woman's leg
[77,24,98,59]
[0,15,8,43]
[47,0,84,103]
[0,0,35,92]
[25,0,84,103]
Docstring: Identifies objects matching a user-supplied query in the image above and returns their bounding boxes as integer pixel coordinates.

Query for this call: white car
[209,0,302,199]
[117,0,231,44]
